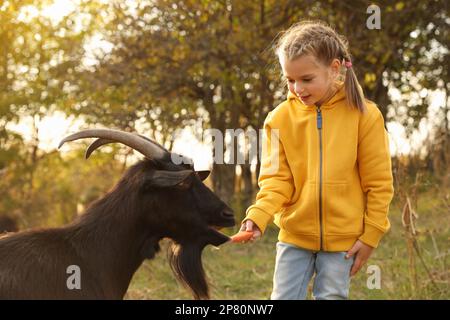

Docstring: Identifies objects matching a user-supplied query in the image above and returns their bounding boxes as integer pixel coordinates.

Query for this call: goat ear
[195,170,210,181]
[143,170,193,189]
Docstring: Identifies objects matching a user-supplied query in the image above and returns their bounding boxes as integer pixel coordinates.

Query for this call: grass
[125,187,449,300]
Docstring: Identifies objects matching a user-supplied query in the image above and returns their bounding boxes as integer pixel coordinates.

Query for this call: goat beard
[168,241,209,300]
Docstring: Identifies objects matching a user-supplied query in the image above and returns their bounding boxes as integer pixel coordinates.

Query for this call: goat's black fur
[0,216,17,233]
[0,158,234,299]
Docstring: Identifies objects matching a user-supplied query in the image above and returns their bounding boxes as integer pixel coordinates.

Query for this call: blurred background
[0,0,448,299]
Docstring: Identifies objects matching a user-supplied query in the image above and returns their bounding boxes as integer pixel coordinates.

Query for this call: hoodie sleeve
[244,112,295,234]
[357,106,394,248]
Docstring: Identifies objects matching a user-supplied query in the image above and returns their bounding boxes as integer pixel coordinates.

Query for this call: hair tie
[344,60,352,68]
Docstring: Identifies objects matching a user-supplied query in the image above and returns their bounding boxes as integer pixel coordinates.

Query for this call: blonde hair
[274,20,366,113]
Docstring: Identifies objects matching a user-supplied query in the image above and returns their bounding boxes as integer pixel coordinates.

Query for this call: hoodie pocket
[324,181,363,235]
[281,181,318,235]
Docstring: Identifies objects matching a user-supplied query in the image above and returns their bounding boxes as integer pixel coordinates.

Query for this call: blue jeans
[271,241,354,300]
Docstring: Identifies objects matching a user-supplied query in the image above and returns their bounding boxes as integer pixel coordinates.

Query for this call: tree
[0,0,96,225]
[48,0,449,213]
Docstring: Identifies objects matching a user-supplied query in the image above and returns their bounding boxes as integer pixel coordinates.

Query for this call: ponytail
[344,59,366,113]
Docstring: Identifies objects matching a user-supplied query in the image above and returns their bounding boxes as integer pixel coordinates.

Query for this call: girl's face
[281,54,341,106]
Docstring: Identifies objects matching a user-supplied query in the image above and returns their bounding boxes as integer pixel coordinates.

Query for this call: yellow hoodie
[245,86,394,251]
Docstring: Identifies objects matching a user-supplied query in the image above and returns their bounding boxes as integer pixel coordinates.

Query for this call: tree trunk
[212,162,235,207]
[370,74,390,121]
[240,163,253,220]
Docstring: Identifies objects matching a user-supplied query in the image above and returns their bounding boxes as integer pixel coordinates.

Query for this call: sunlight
[16,0,75,24]
[6,111,85,152]
[171,128,214,171]
[82,33,114,68]
[41,0,76,24]
[16,5,40,22]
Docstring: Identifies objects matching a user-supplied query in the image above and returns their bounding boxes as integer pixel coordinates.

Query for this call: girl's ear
[330,58,345,83]
[330,58,341,76]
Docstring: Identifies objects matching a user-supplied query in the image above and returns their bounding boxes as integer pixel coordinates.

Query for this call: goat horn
[85,134,160,159]
[58,129,168,160]
[85,138,114,159]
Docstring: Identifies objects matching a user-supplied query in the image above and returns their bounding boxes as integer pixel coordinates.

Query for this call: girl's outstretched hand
[239,219,262,242]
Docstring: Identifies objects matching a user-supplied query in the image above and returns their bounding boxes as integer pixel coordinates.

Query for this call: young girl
[241,20,394,300]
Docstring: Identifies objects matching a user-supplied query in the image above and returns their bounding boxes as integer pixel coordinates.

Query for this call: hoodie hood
[287,84,346,110]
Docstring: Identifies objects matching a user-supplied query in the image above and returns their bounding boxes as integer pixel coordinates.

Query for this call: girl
[241,20,394,300]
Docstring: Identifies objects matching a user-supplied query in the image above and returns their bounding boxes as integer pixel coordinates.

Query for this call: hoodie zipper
[316,105,324,251]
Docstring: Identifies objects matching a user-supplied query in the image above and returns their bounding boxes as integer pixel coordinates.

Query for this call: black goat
[0,129,235,299]
[0,216,18,233]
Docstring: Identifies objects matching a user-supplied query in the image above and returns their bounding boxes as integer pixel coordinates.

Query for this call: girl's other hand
[345,240,374,276]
